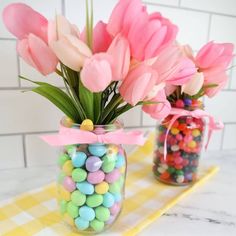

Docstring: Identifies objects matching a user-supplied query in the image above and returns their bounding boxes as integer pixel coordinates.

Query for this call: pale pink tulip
[81,53,113,92]
[50,34,92,71]
[3,3,48,43]
[142,89,171,120]
[119,64,158,105]
[107,34,130,81]
[181,72,204,96]
[17,34,58,75]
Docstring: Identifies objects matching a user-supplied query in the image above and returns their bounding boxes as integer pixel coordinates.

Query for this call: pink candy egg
[87,170,105,184]
[105,169,121,183]
[109,202,121,216]
[63,176,76,192]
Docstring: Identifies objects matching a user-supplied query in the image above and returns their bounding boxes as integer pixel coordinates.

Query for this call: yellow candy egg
[171,127,180,135]
[58,186,71,201]
[188,140,197,148]
[95,182,109,194]
[64,117,74,128]
[120,166,126,174]
[63,213,75,226]
[80,119,94,131]
[62,160,74,176]
[192,129,201,137]
[106,144,119,157]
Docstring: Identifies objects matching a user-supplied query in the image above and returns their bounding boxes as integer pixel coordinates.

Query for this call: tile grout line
[178,0,181,7]
[61,0,66,16]
[16,55,21,88]
[22,134,27,168]
[220,125,226,150]
[206,14,212,41]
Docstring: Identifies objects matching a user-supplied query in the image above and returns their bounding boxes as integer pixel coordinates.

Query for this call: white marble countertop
[0,150,236,236]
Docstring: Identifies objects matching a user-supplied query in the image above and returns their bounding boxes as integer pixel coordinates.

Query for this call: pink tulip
[107,34,130,81]
[119,64,158,105]
[17,34,58,76]
[3,3,48,43]
[142,89,171,120]
[81,53,113,92]
[50,34,92,71]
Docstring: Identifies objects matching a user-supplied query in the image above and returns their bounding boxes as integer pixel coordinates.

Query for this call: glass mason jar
[57,118,127,233]
[153,99,206,185]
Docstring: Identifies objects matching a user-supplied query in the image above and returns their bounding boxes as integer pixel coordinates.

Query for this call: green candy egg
[67,201,79,218]
[58,154,70,167]
[95,206,110,222]
[66,145,77,156]
[71,190,86,206]
[72,168,87,182]
[59,200,68,214]
[58,172,66,184]
[102,155,116,173]
[109,182,120,194]
[90,219,105,232]
[86,194,103,208]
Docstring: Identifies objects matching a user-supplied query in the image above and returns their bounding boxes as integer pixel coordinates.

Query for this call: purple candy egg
[105,169,121,183]
[87,170,105,184]
[85,156,102,172]
[109,202,121,216]
[63,176,76,192]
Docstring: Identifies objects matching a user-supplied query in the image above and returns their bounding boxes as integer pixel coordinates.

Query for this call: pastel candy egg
[64,117,74,127]
[63,176,76,192]
[105,169,121,183]
[102,155,116,173]
[88,144,107,157]
[106,144,119,158]
[71,190,86,206]
[72,168,87,182]
[95,182,109,194]
[75,217,89,230]
[76,181,94,195]
[59,200,68,214]
[80,119,94,131]
[87,170,105,184]
[120,166,126,174]
[72,152,87,168]
[90,219,105,232]
[58,153,70,167]
[109,202,120,216]
[62,160,74,176]
[66,145,77,157]
[85,156,102,172]
[115,154,125,168]
[95,206,110,222]
[79,206,95,221]
[103,192,115,208]
[86,194,103,208]
[113,193,122,202]
[67,201,79,218]
[109,182,120,194]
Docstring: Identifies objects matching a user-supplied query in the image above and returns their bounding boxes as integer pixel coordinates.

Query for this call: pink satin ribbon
[41,125,146,146]
[163,108,224,160]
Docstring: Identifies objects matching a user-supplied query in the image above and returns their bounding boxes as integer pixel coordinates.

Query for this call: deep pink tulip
[119,64,158,105]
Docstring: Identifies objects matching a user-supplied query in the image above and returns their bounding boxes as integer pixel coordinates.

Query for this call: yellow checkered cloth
[0,134,219,236]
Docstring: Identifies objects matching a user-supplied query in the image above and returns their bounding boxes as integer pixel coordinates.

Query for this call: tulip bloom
[119,64,158,105]
[80,54,113,92]
[142,89,171,120]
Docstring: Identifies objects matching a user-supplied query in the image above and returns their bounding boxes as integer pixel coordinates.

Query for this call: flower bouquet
[2,0,234,233]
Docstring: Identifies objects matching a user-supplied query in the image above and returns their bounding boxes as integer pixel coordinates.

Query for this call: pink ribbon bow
[163,108,224,160]
[41,125,146,146]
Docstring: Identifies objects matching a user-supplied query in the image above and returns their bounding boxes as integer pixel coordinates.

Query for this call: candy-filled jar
[57,118,127,233]
[153,99,206,185]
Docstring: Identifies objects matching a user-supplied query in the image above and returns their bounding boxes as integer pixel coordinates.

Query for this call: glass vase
[57,119,127,233]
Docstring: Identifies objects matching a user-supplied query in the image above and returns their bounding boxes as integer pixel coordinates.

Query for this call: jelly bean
[157,167,165,174]
[72,168,87,182]
[188,140,197,148]
[102,155,116,173]
[160,172,170,180]
[105,169,121,183]
[86,194,103,208]
[183,98,192,106]
[174,157,183,165]
[176,175,184,183]
[95,182,109,194]
[71,190,86,206]
[158,146,164,154]
[75,217,89,230]
[109,202,120,216]
[175,99,185,108]
[171,145,179,152]
[79,206,95,221]
[115,154,125,168]
[80,119,94,131]
[87,170,105,184]
[95,206,110,222]
[171,127,179,135]
[192,129,201,137]
[88,144,107,157]
[72,152,87,168]
[76,181,94,195]
[185,172,193,180]
[67,201,79,218]
[103,192,115,208]
[63,176,76,192]
[59,200,67,214]
[62,160,74,176]
[85,156,102,172]
[167,167,175,174]
[176,170,184,176]
[58,153,70,167]
[90,219,105,232]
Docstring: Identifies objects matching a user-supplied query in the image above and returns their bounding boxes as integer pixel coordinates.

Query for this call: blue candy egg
[79,206,95,221]
[88,144,106,157]
[115,154,125,168]
[103,192,115,208]
[113,193,122,202]
[76,181,94,195]
[75,217,89,230]
[72,151,87,167]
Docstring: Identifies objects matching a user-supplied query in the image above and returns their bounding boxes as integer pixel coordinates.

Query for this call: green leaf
[94,92,102,124]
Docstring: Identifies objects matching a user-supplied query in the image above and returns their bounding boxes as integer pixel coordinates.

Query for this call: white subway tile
[181,0,236,16]
[205,91,236,123]
[25,133,58,167]
[19,59,64,88]
[204,126,223,151]
[0,40,18,87]
[0,136,24,169]
[0,90,63,134]
[230,58,236,89]
[145,0,179,6]
[209,15,236,52]
[65,0,118,30]
[0,0,62,38]
[121,106,142,127]
[222,124,236,149]
[147,5,209,50]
